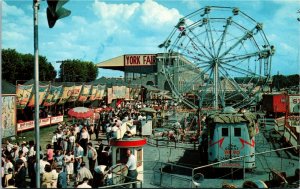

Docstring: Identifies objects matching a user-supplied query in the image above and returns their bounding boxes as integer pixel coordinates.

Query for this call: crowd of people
[1,102,156,188]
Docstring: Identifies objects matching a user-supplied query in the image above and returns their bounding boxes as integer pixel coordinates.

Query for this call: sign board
[50,115,64,124]
[17,115,64,132]
[289,95,300,113]
[124,54,156,66]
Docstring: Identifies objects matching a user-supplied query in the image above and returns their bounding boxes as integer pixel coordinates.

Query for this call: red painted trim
[110,138,147,147]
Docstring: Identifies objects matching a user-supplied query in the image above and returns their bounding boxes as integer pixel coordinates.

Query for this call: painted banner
[125,87,130,100]
[289,95,300,113]
[78,85,92,102]
[16,84,33,109]
[129,87,140,100]
[68,85,82,102]
[2,95,16,138]
[95,85,106,100]
[43,85,63,106]
[57,86,74,104]
[107,88,113,104]
[27,85,49,107]
[89,85,98,101]
[112,86,126,99]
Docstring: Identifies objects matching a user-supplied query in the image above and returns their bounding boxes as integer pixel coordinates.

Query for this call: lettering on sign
[125,55,157,66]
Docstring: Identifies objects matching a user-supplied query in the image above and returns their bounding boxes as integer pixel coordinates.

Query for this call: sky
[2,0,300,78]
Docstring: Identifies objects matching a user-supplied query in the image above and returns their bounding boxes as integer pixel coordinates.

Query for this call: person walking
[74,142,84,175]
[87,143,97,173]
[79,127,89,156]
[14,160,27,188]
[96,139,104,165]
[56,166,67,188]
[64,150,74,185]
[76,162,93,186]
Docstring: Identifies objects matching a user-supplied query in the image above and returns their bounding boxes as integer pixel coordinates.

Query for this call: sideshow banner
[16,84,33,109]
[107,88,113,104]
[27,85,49,107]
[289,95,300,113]
[57,86,74,104]
[112,86,126,99]
[68,85,82,102]
[43,85,63,106]
[89,85,98,101]
[1,95,16,138]
[130,87,140,100]
[78,85,92,102]
[125,87,130,100]
[95,85,106,100]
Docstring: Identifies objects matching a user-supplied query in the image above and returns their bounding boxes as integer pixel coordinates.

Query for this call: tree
[59,59,98,82]
[2,49,23,84]
[2,48,57,84]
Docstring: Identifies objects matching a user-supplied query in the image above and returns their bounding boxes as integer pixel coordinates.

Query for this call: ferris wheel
[159,6,275,110]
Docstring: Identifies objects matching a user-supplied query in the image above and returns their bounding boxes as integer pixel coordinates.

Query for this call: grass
[15,124,58,151]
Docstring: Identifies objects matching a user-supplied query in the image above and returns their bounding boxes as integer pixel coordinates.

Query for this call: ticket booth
[110,138,147,182]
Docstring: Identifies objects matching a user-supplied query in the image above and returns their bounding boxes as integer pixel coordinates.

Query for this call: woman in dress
[54,150,65,169]
[64,150,74,185]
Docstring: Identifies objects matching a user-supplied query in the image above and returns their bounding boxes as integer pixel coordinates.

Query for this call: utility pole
[33,0,40,187]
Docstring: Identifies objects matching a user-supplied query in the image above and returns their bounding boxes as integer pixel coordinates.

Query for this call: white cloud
[140,0,182,30]
[2,1,25,17]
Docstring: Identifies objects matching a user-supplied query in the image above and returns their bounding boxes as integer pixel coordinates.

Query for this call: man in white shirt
[35,155,50,178]
[77,177,91,188]
[119,149,138,188]
[21,142,29,157]
[74,142,84,175]
[76,162,93,185]
[5,140,14,153]
[4,157,14,175]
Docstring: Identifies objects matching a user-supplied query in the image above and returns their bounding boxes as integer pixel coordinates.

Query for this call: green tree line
[2,48,98,84]
[271,74,300,90]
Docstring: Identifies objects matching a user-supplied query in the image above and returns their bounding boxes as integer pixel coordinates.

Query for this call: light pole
[33,0,40,187]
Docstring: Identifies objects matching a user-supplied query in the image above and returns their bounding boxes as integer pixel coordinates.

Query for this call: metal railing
[191,145,300,188]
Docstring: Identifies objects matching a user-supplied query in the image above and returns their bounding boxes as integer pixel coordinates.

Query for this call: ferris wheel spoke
[174,42,212,61]
[188,29,215,58]
[180,66,212,93]
[204,16,217,56]
[219,25,258,59]
[217,72,226,108]
[220,61,262,78]
[218,66,250,99]
[216,17,232,56]
[199,69,214,107]
[221,51,260,64]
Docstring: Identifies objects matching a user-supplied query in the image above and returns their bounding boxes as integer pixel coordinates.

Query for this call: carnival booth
[110,137,147,183]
